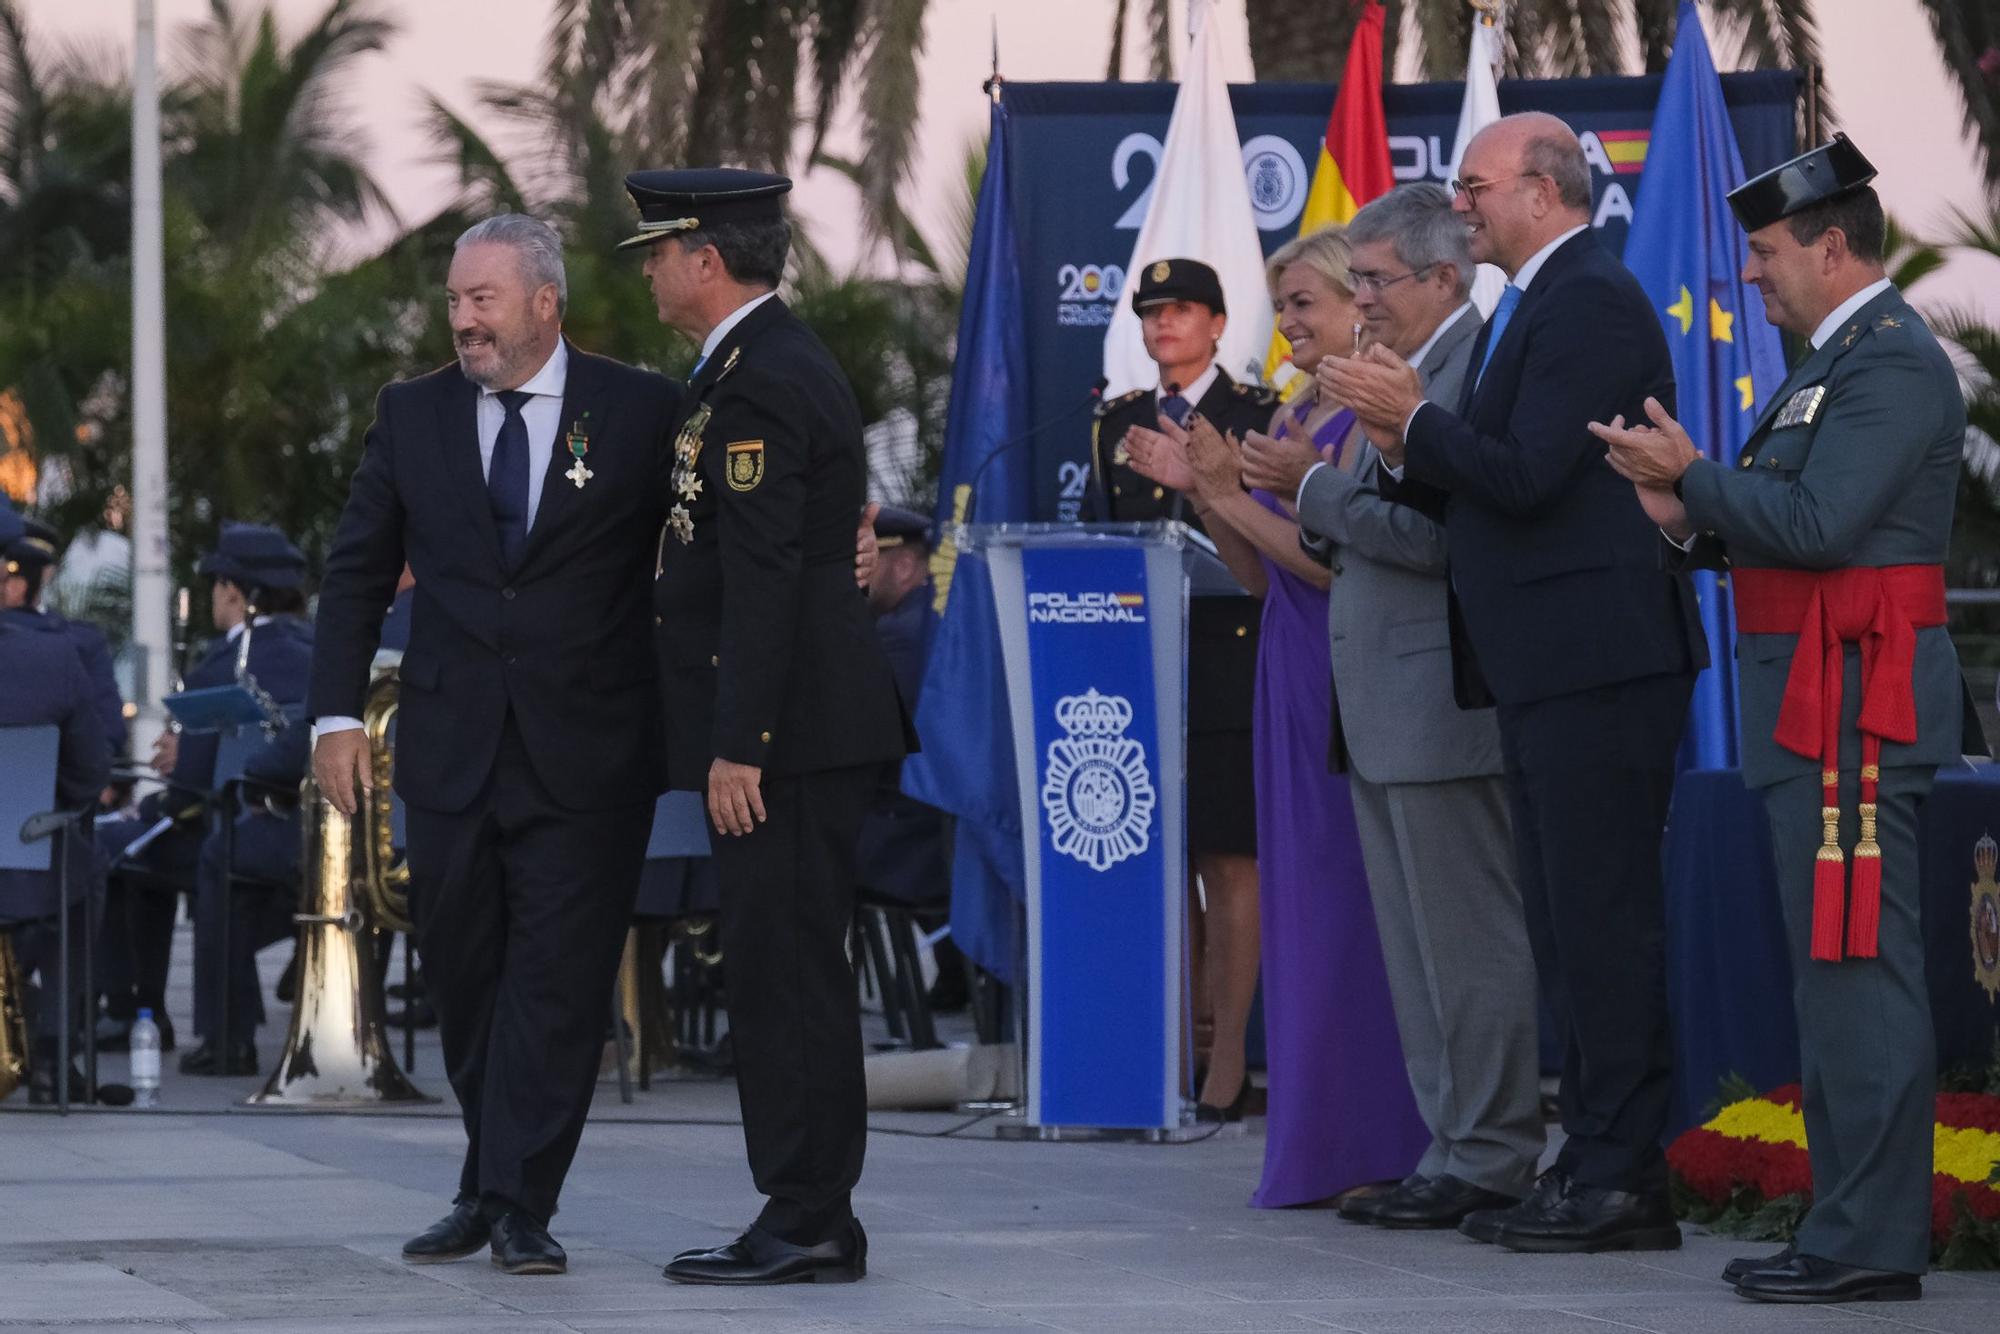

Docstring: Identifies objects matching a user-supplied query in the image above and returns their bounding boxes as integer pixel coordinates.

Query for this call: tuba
[250,665,429,1105]
[0,934,27,1102]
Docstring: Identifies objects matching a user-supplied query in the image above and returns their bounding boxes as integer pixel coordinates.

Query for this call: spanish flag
[1265,0,1395,384]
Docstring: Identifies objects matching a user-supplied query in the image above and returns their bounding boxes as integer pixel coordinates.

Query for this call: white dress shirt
[477,339,569,530]
[1303,302,1476,506]
[1161,362,1220,417]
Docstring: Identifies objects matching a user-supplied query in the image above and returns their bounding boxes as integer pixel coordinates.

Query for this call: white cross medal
[564,414,593,489]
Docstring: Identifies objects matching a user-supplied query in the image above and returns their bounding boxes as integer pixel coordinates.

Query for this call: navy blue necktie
[1473,283,1523,392]
[488,389,531,568]
[1159,392,1192,427]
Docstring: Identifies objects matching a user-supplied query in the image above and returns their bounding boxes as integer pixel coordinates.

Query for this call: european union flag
[1624,1,1788,770]
[901,101,1031,981]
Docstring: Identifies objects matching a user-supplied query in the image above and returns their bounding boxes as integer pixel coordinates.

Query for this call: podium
[961,521,1233,1134]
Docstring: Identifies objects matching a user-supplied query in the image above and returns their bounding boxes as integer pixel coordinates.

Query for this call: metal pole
[131,0,172,743]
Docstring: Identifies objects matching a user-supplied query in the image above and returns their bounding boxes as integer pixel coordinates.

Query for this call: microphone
[962,376,1110,521]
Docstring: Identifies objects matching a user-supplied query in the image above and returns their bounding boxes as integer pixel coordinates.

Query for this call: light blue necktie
[1473,284,1524,391]
[690,352,708,379]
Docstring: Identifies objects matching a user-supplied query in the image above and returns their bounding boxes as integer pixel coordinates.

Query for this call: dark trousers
[190,811,299,1041]
[1762,765,1935,1275]
[97,817,200,1021]
[1496,671,1692,1193]
[403,718,652,1224]
[712,764,881,1245]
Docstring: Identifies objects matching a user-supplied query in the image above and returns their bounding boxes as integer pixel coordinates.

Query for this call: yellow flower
[1708,1097,1808,1148]
[1934,1124,2000,1185]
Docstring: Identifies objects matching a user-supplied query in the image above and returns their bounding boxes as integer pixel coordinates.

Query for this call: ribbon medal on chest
[1772,384,1825,431]
[668,402,712,545]
[564,412,593,489]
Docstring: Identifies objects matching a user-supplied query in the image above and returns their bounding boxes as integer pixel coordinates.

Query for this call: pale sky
[28,0,2000,314]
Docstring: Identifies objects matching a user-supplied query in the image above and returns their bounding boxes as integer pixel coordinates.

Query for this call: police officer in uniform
[623,167,911,1285]
[0,499,113,1103]
[4,517,128,759]
[1091,257,1271,1115]
[1594,135,1977,1304]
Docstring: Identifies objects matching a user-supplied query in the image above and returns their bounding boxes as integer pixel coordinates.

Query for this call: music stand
[2,725,93,1113]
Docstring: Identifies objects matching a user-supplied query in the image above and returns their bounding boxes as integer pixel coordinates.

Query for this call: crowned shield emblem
[726,439,765,492]
[1041,688,1155,872]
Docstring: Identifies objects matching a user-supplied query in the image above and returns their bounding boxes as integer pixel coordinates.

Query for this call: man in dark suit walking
[621,168,910,1286]
[1328,113,1707,1253]
[311,214,680,1275]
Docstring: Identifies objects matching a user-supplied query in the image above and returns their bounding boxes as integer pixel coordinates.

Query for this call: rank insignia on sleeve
[1773,383,1825,430]
[726,439,765,491]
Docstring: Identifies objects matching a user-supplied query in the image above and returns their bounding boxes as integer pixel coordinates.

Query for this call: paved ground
[3,931,1997,1333]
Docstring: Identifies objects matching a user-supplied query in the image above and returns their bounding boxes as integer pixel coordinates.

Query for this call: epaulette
[1233,381,1278,406]
[1095,387,1147,418]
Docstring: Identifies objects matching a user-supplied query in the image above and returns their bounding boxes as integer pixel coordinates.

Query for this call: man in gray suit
[1241,184,1542,1229]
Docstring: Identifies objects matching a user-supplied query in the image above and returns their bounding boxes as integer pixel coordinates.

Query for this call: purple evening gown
[1250,400,1431,1208]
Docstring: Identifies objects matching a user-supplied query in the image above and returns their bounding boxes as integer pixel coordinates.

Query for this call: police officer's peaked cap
[872,504,932,550]
[6,517,60,570]
[197,521,306,592]
[0,499,21,553]
[1728,133,1878,233]
[618,168,793,250]
[1131,258,1227,317]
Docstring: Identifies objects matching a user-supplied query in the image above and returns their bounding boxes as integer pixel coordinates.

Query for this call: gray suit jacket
[1299,306,1502,786]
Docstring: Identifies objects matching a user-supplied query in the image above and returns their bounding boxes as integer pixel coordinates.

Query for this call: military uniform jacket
[0,621,108,922]
[1090,368,1273,736]
[652,296,911,791]
[311,344,681,813]
[1,606,126,755]
[1676,285,1969,788]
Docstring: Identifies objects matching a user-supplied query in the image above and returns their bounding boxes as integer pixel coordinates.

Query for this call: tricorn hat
[1727,133,1878,233]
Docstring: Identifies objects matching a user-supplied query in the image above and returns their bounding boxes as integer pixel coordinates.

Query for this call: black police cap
[1131,258,1226,317]
[196,521,306,592]
[7,516,59,569]
[1728,133,1878,233]
[619,168,792,250]
[872,504,932,550]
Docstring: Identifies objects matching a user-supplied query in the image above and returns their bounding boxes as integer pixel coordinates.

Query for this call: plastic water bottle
[129,1009,161,1108]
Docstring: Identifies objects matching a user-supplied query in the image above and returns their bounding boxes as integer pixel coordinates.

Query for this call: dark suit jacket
[311,342,681,813]
[2,607,126,755]
[1398,230,1707,706]
[651,297,910,790]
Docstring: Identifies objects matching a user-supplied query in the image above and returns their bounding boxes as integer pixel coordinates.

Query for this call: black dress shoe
[1375,1175,1522,1230]
[1336,1177,1424,1224]
[1491,1184,1681,1253]
[664,1220,867,1285]
[1461,1167,1567,1243]
[1721,1244,1795,1284]
[1194,1079,1251,1123]
[489,1212,566,1275]
[402,1201,489,1264]
[177,1040,257,1076]
[1734,1253,1921,1304]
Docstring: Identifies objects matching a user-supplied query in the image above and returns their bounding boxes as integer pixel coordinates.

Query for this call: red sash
[1732,565,1946,962]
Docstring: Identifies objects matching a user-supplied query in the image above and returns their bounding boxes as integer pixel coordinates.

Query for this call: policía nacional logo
[1971,834,2000,1004]
[1042,688,1155,873]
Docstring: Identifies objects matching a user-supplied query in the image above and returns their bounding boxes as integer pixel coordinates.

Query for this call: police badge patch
[725,439,765,491]
[1772,383,1825,429]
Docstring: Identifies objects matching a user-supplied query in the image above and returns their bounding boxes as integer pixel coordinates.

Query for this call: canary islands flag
[1264,0,1394,383]
[1623,1,1788,769]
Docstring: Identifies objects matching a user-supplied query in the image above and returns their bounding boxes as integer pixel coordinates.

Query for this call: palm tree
[1914,0,2000,188]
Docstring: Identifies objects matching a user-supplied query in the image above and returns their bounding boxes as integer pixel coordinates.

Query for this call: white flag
[1452,13,1509,317]
[1102,4,1273,398]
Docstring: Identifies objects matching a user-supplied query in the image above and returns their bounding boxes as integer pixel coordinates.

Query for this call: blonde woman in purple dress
[1125,224,1428,1206]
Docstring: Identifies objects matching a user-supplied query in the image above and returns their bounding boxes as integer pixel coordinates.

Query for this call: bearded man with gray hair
[1239,183,1542,1230]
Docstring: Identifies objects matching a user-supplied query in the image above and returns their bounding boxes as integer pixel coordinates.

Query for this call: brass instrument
[250,665,429,1106]
[0,934,27,1102]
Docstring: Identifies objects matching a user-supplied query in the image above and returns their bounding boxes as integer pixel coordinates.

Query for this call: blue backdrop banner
[994,71,1801,520]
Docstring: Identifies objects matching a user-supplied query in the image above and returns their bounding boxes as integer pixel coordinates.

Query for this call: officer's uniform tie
[489,389,532,568]
[1158,391,1193,428]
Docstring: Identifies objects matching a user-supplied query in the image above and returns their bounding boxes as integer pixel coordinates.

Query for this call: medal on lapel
[564,412,593,489]
[1773,384,1825,430]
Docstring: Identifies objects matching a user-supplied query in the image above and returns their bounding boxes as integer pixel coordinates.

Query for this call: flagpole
[131,0,171,741]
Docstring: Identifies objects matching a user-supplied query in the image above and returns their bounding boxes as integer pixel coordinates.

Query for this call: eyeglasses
[1347,264,1436,294]
[1449,171,1545,204]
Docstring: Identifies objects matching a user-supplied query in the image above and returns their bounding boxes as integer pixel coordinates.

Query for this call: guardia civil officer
[1593,135,1979,1304]
[1091,256,1272,1116]
[0,499,112,1104]
[4,517,128,757]
[623,168,911,1286]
